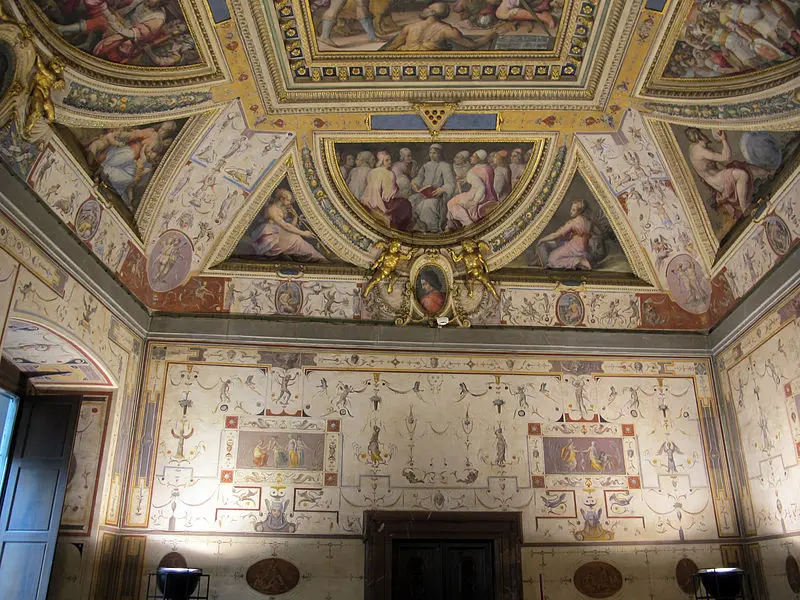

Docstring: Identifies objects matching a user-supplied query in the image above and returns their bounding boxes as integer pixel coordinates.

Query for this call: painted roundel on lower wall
[246,558,300,595]
[675,557,699,593]
[573,561,623,598]
[766,215,792,256]
[556,292,584,326]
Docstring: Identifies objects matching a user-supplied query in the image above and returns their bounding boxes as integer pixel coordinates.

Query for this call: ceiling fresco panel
[57,118,188,217]
[637,0,800,100]
[505,170,636,276]
[235,0,641,107]
[229,175,344,264]
[668,125,800,245]
[10,0,231,87]
[29,0,200,66]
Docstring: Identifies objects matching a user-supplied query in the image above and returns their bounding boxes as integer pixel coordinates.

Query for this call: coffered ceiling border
[232,0,641,111]
[635,0,800,102]
[10,0,231,89]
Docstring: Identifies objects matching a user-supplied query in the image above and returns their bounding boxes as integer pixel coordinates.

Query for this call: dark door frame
[363,511,523,600]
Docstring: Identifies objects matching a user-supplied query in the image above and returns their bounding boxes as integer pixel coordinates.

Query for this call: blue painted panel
[442,113,498,130]
[207,0,231,23]
[645,0,667,11]
[370,114,428,130]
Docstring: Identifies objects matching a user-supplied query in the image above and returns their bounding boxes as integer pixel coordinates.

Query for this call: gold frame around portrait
[11,0,231,89]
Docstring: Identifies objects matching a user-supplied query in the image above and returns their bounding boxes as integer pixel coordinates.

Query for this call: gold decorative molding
[413,104,456,137]
[231,0,641,111]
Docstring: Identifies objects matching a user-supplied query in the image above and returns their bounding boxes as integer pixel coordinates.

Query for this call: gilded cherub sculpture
[449,239,499,300]
[363,239,412,297]
[23,54,65,138]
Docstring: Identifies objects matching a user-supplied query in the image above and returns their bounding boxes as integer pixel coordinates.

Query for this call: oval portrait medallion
[274,281,303,315]
[787,555,800,592]
[246,557,300,595]
[573,561,623,598]
[415,264,448,316]
[675,558,699,593]
[158,552,187,570]
[766,215,791,256]
[556,292,584,326]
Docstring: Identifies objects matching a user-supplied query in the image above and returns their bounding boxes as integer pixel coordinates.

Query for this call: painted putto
[310,0,562,51]
[34,0,200,66]
[335,142,532,234]
[663,0,800,78]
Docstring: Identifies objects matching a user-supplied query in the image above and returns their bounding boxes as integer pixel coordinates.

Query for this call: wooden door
[0,396,80,600]
[444,541,493,600]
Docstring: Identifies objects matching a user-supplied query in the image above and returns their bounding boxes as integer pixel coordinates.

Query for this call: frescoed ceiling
[0,0,798,331]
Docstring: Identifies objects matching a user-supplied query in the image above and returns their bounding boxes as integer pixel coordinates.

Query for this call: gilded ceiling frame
[0,21,35,127]
[9,0,231,88]
[635,0,800,102]
[136,106,225,246]
[231,0,640,111]
[646,118,718,271]
[319,132,550,247]
[308,129,563,258]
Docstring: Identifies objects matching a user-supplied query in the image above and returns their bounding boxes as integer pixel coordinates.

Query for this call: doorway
[364,511,522,600]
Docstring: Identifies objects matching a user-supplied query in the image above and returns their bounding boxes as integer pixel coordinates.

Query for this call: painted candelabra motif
[136,344,736,542]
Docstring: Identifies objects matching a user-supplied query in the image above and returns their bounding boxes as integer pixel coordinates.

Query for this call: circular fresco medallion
[787,555,800,592]
[274,281,303,315]
[573,561,623,598]
[765,215,791,256]
[665,254,711,315]
[556,292,584,326]
[415,264,448,316]
[75,198,102,242]
[246,558,300,595]
[147,230,193,292]
[675,558,699,593]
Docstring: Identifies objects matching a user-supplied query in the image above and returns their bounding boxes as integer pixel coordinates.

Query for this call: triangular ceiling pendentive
[502,150,659,287]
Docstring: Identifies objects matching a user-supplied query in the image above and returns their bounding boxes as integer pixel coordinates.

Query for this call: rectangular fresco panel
[307,0,563,52]
[542,436,625,474]
[235,431,325,470]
